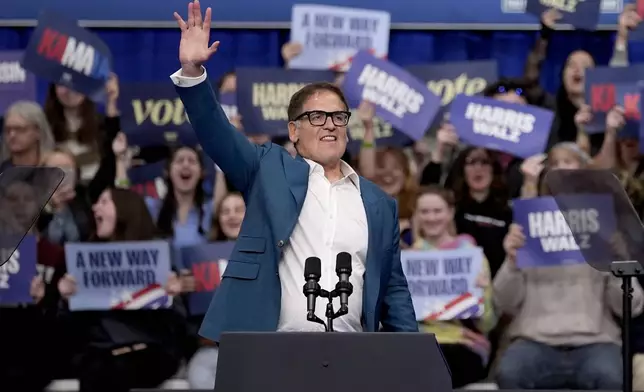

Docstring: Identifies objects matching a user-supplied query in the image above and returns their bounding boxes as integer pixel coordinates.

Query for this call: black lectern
[214,332,452,392]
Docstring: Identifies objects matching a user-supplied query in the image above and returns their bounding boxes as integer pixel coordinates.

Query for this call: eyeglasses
[292,110,351,127]
[496,86,524,96]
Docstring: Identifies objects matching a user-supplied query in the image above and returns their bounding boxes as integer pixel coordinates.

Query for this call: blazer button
[277,240,285,248]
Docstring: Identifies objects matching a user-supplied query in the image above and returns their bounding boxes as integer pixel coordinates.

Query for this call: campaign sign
[401,247,485,321]
[120,82,198,147]
[345,110,413,153]
[219,92,238,122]
[180,241,235,315]
[585,65,644,134]
[128,161,167,200]
[289,4,390,71]
[236,68,335,136]
[343,51,441,141]
[0,51,37,115]
[65,240,173,311]
[513,195,616,269]
[614,82,641,140]
[0,235,37,305]
[21,10,112,102]
[526,0,602,31]
[407,60,498,129]
[449,94,553,159]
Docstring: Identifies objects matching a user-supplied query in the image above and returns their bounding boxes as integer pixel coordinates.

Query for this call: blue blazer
[175,78,418,342]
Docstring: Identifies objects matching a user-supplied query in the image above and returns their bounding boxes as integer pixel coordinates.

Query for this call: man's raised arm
[171,1,266,194]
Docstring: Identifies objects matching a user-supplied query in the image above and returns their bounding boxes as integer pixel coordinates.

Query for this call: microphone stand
[320,289,336,332]
[320,289,350,332]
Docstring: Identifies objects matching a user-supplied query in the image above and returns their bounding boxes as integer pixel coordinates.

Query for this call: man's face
[288,90,349,167]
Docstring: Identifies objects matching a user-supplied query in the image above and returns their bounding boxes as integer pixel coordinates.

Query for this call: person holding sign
[493,189,644,388]
[421,139,513,277]
[57,188,184,392]
[170,0,417,341]
[408,186,495,387]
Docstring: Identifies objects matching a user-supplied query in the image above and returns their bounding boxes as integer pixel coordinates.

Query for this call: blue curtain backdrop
[2,27,643,102]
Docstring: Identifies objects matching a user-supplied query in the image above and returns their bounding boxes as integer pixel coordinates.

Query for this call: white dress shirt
[171,68,369,332]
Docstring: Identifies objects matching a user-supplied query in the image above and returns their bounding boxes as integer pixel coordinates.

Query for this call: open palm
[174,1,220,75]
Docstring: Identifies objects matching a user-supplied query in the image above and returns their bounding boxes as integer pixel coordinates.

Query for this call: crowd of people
[3,3,644,392]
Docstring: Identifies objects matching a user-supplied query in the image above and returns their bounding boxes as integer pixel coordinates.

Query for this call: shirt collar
[303,158,360,192]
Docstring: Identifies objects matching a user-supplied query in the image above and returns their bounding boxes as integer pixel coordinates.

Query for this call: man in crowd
[170,0,417,342]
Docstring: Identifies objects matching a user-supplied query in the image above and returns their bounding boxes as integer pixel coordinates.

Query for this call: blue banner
[120,82,198,147]
[512,195,616,269]
[343,51,441,141]
[64,240,173,311]
[21,10,112,101]
[0,1,625,27]
[584,64,644,134]
[0,51,37,115]
[449,94,554,158]
[0,236,37,305]
[236,67,335,136]
[526,0,602,30]
[180,241,235,315]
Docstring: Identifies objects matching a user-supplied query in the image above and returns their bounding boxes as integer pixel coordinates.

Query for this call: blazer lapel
[360,178,383,329]
[281,153,309,239]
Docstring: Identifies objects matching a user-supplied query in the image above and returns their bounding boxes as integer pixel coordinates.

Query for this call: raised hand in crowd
[57,273,77,300]
[431,122,459,163]
[30,275,45,303]
[606,105,626,134]
[281,41,303,64]
[619,4,642,40]
[174,0,220,77]
[520,153,546,198]
[357,100,376,133]
[574,104,593,129]
[541,8,562,29]
[503,223,526,264]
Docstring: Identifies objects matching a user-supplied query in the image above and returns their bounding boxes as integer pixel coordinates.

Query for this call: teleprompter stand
[213,332,452,392]
[611,261,644,392]
[546,169,644,392]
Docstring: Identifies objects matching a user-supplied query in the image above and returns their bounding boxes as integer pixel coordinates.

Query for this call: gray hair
[551,142,592,165]
[2,101,56,162]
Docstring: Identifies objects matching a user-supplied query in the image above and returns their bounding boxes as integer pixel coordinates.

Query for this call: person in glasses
[169,0,417,342]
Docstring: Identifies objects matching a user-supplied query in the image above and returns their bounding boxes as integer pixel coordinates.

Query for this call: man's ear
[288,121,299,144]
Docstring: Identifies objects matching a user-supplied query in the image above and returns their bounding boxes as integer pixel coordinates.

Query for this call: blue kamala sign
[0,0,625,29]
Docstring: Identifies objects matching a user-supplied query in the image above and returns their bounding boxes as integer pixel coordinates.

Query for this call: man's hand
[174,1,220,77]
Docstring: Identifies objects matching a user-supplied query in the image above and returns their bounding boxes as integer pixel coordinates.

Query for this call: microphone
[335,252,353,313]
[303,257,322,320]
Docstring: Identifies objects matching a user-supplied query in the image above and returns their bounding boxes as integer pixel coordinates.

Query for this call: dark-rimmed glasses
[292,110,351,127]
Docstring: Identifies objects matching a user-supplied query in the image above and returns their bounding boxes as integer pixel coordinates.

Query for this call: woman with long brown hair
[44,75,120,184]
[57,188,184,392]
